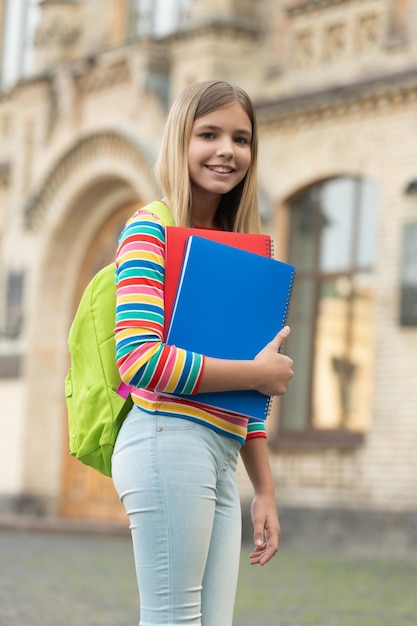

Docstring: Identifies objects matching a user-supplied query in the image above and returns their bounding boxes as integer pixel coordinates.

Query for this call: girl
[112,80,294,626]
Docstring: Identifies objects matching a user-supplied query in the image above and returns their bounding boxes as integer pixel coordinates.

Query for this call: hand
[249,493,281,566]
[254,326,294,396]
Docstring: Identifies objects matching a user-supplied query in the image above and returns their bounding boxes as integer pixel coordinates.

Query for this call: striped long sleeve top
[114,206,266,445]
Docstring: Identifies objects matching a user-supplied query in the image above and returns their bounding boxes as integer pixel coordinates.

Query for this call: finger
[249,554,263,565]
[251,539,278,563]
[270,326,290,350]
[249,547,265,565]
[249,544,277,566]
[256,525,279,564]
[259,546,277,566]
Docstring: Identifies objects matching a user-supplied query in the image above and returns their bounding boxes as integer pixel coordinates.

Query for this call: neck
[190,195,220,229]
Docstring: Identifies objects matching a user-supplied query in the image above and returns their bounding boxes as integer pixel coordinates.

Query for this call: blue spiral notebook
[166,236,296,420]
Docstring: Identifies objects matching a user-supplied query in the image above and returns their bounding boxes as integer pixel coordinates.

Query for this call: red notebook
[164,226,273,338]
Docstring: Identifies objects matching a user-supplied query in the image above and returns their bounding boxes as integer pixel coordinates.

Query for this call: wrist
[253,485,276,498]
[249,359,263,392]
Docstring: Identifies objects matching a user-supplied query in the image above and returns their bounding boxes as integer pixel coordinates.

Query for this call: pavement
[0,516,416,626]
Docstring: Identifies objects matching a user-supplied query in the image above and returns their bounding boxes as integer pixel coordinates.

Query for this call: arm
[115,212,204,395]
[239,333,293,562]
[115,211,293,398]
[240,437,281,566]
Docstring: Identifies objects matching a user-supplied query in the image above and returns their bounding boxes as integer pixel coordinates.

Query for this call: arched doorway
[60,200,140,522]
[21,130,161,519]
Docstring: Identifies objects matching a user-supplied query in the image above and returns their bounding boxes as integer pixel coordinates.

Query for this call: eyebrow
[195,124,252,138]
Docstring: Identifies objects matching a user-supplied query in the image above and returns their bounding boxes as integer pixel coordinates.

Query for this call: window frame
[272,176,377,451]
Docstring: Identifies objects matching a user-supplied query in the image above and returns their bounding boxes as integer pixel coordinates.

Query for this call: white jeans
[112,406,242,626]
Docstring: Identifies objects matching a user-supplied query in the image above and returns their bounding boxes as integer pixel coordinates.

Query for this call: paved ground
[0,526,416,626]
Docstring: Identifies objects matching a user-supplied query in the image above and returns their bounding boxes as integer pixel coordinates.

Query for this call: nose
[216,137,234,158]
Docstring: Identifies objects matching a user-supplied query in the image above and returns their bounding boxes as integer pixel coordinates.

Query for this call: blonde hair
[154,80,261,233]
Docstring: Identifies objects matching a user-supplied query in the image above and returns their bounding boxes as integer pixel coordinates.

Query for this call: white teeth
[208,166,233,173]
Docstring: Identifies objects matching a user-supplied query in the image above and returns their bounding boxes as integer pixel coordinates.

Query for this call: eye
[234,136,250,145]
[200,132,216,140]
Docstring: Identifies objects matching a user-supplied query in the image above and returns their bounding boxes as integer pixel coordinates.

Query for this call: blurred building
[0,0,416,545]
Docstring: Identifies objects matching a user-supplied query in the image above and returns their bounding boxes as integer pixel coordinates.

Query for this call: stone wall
[0,0,416,525]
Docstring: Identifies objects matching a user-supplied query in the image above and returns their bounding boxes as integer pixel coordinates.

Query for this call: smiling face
[187,102,252,225]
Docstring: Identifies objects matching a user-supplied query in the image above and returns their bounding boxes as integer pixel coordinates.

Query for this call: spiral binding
[281,267,296,329]
[264,395,273,418]
[266,237,275,259]
[263,264,296,419]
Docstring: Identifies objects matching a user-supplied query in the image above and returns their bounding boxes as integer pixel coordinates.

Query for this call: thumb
[254,527,266,549]
[270,325,290,350]
[252,511,266,548]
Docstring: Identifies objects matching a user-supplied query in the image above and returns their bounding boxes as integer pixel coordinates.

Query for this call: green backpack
[65,201,174,477]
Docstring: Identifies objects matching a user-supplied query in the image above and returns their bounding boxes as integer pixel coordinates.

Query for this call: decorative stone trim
[24,130,155,230]
[168,17,263,44]
[34,18,81,49]
[286,0,352,16]
[290,10,384,69]
[256,65,417,127]
[75,58,131,94]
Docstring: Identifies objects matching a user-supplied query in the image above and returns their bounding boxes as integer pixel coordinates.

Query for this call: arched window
[278,177,378,445]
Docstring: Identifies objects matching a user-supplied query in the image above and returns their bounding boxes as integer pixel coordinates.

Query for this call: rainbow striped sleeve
[246,417,267,440]
[115,211,204,395]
